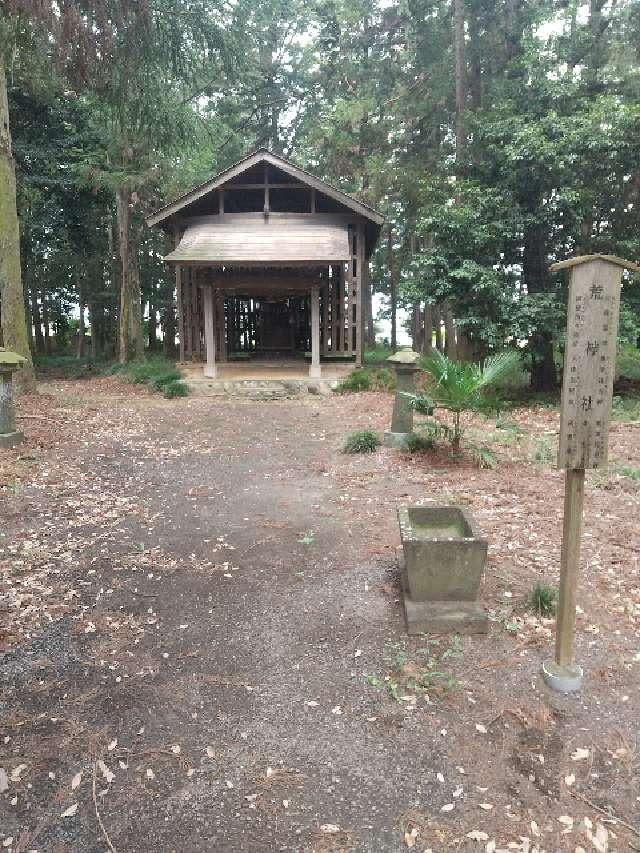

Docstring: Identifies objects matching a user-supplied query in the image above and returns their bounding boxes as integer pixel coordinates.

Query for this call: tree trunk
[434,304,444,351]
[366,279,375,348]
[387,227,397,351]
[424,304,433,355]
[412,302,424,353]
[30,285,44,354]
[453,0,466,167]
[0,56,35,391]
[76,264,85,358]
[116,185,143,363]
[41,289,52,355]
[523,221,557,390]
[147,286,157,352]
[443,301,457,360]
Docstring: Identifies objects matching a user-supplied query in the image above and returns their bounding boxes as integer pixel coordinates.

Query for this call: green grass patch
[526,582,557,617]
[617,346,640,382]
[364,345,395,365]
[613,465,640,482]
[118,356,188,398]
[404,432,436,453]
[342,429,381,454]
[334,367,395,394]
[34,353,111,379]
[611,394,640,422]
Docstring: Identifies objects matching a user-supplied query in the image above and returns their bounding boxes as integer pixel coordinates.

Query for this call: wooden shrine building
[146,149,384,378]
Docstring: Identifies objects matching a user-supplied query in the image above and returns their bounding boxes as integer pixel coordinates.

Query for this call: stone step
[186,379,338,400]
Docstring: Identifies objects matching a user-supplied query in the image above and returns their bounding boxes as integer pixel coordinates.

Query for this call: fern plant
[411,351,520,453]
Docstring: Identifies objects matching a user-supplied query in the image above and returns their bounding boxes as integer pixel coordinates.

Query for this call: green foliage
[364,345,395,365]
[368,637,463,701]
[532,436,555,464]
[616,348,640,383]
[404,432,435,453]
[342,429,381,454]
[526,583,557,618]
[297,531,316,545]
[471,446,497,470]
[613,465,640,482]
[334,367,394,394]
[411,351,521,453]
[119,357,187,398]
[335,370,371,394]
[611,394,640,422]
[162,379,189,399]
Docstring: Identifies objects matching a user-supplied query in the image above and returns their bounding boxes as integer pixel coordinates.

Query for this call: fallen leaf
[97,760,114,784]
[10,764,27,782]
[564,773,576,787]
[404,827,419,847]
[61,803,78,818]
[441,803,455,812]
[0,769,8,793]
[146,769,155,780]
[466,830,489,841]
[71,772,82,790]
[475,724,487,734]
[571,747,590,761]
[320,824,340,833]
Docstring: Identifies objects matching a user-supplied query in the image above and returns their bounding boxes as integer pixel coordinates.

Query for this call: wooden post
[310,282,321,378]
[217,288,227,363]
[555,468,585,667]
[203,284,216,378]
[543,253,638,693]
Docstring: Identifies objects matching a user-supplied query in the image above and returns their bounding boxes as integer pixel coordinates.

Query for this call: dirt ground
[1,377,639,853]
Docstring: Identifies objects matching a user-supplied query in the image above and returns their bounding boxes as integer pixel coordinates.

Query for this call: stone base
[0,431,23,449]
[542,659,583,693]
[403,596,488,635]
[309,365,322,379]
[384,431,411,449]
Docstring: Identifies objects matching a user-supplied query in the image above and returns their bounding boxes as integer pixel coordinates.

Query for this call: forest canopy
[1,0,639,390]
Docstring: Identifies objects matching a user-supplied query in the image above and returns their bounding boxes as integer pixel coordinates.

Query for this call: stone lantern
[384,347,420,449]
[0,348,26,449]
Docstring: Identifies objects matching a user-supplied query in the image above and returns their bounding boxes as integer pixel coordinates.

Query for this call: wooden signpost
[543,254,638,693]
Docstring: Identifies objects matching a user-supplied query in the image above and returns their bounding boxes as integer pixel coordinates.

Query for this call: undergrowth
[113,357,189,398]
[526,582,557,617]
[334,367,395,393]
[342,429,381,454]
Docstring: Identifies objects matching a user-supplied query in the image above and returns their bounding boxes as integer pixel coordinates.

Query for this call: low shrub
[335,369,371,393]
[162,379,189,398]
[342,429,381,454]
[526,582,557,617]
[404,432,435,453]
[120,357,188,398]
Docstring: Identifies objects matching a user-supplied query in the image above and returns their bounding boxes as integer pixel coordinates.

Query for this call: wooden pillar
[355,222,365,366]
[203,285,216,378]
[322,268,329,355]
[176,265,184,361]
[310,282,321,378]
[217,289,227,362]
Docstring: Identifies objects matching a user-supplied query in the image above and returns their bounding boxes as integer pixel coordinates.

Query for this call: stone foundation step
[186,378,339,400]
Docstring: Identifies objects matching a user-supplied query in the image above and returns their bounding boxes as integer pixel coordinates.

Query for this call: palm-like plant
[413,350,520,453]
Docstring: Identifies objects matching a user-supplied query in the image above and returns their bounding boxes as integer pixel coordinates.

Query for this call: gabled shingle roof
[146,148,384,227]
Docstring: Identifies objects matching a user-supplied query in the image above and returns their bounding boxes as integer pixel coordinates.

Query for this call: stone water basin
[398,505,487,603]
